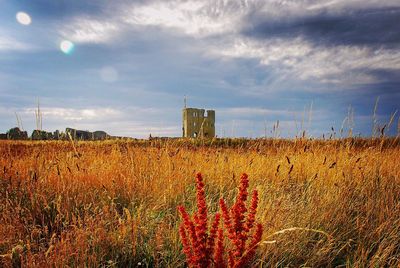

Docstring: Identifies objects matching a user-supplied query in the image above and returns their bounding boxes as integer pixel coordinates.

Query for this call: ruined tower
[182,107,215,138]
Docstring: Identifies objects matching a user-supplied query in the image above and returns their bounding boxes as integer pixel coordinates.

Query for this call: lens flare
[60,40,74,54]
[100,66,118,82]
[16,12,31,25]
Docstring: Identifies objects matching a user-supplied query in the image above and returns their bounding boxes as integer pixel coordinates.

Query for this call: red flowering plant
[177,173,263,268]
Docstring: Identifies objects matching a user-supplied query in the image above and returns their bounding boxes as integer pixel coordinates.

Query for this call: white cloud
[60,0,400,42]
[122,0,249,37]
[12,106,180,137]
[57,0,400,89]
[0,36,33,51]
[306,0,400,11]
[210,37,311,65]
[60,0,256,43]
[218,107,294,117]
[106,123,180,137]
[60,18,119,43]
[207,36,400,86]
[22,107,121,121]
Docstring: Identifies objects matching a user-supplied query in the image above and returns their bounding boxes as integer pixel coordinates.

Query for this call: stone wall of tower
[182,108,215,138]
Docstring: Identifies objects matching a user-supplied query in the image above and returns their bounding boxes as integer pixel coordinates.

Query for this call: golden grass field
[1,138,399,267]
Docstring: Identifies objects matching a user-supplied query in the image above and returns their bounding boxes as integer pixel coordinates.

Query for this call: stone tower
[182,108,215,138]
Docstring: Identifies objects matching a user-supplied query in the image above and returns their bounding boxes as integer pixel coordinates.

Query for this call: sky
[0,0,399,138]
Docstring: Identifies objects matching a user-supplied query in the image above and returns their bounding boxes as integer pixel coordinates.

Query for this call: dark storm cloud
[244,7,400,48]
[317,67,400,120]
[351,68,400,105]
[366,69,400,84]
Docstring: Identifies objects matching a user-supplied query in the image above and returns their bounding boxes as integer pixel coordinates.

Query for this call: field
[1,138,399,267]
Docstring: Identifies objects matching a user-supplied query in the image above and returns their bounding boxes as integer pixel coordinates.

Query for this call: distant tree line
[0,127,120,141]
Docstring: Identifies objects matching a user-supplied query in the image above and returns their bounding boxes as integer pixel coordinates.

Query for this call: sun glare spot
[16,12,31,25]
[60,40,75,54]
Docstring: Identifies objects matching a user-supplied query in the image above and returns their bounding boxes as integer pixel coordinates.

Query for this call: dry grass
[0,138,399,267]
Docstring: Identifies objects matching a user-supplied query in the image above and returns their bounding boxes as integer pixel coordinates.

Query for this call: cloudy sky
[1,0,399,138]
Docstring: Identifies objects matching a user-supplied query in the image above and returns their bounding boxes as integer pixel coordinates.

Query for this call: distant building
[182,108,215,138]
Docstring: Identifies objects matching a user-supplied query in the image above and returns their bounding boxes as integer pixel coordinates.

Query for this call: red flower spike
[178,173,263,268]
[228,252,235,268]
[207,213,221,258]
[231,173,250,259]
[245,190,259,233]
[238,223,264,267]
[194,173,209,266]
[178,206,199,265]
[219,198,236,242]
[214,228,226,268]
[179,224,193,263]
